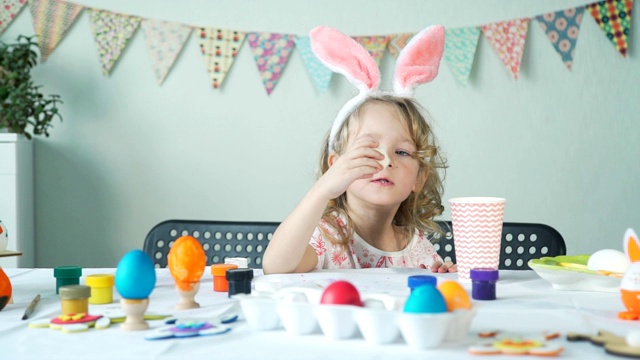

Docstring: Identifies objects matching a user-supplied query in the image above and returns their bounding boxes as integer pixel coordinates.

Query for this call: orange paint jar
[210,264,238,292]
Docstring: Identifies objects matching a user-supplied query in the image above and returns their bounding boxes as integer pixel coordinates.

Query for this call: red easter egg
[320,280,363,306]
[0,267,12,311]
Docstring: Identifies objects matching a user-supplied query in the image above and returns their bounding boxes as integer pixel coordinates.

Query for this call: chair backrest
[143,220,279,268]
[433,221,566,270]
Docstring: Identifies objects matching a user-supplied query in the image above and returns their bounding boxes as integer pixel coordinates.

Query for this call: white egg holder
[235,287,476,349]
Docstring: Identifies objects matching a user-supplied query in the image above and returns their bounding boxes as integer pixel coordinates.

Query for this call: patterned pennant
[294,35,332,93]
[587,0,634,58]
[197,28,246,90]
[444,27,480,85]
[353,36,389,65]
[88,9,141,76]
[481,18,530,79]
[536,7,585,70]
[247,32,296,95]
[0,0,27,35]
[141,19,192,85]
[29,0,83,63]
[387,33,414,59]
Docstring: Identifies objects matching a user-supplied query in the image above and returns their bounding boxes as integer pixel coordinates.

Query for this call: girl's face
[345,102,426,209]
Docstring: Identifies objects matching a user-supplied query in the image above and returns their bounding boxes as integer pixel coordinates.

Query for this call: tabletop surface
[0,267,632,360]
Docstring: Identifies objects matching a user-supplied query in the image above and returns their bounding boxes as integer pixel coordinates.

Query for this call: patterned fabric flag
[294,35,332,93]
[444,27,480,85]
[0,0,27,35]
[536,7,585,70]
[387,33,414,59]
[247,32,296,95]
[353,36,389,65]
[88,9,141,76]
[481,18,530,79]
[28,0,83,63]
[141,19,192,85]
[587,0,634,58]
[197,27,246,90]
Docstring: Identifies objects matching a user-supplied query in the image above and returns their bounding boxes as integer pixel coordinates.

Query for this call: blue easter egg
[115,250,156,299]
[403,285,447,313]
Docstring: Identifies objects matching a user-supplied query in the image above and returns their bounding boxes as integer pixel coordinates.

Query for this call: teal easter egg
[403,285,447,313]
[115,250,156,299]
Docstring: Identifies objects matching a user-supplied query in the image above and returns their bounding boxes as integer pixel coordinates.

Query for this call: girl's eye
[395,150,412,157]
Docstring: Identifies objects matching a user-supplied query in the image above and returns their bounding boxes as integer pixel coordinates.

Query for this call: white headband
[309,25,445,150]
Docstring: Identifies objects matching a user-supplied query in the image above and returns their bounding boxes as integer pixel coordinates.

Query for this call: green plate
[528,254,621,292]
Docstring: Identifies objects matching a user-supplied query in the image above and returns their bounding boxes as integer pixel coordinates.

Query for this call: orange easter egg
[437,280,472,311]
[0,267,12,311]
[168,236,206,289]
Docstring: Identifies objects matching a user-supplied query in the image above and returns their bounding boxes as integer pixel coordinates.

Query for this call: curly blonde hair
[318,95,447,246]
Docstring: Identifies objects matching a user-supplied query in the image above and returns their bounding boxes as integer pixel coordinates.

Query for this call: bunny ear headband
[309,25,445,151]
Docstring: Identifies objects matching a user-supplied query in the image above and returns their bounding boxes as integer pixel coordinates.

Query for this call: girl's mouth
[372,178,393,185]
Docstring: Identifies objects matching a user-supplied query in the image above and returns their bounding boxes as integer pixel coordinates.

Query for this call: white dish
[528,260,621,292]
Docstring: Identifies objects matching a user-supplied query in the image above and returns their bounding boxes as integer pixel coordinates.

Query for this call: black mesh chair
[433,221,566,270]
[143,220,279,268]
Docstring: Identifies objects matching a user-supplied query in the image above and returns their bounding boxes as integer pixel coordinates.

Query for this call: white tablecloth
[0,267,630,359]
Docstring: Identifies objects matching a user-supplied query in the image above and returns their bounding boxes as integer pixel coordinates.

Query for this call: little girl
[262,25,456,274]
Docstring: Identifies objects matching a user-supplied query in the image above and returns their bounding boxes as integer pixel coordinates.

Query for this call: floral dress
[310,216,443,270]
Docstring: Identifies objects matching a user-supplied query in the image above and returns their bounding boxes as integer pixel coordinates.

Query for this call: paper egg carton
[235,287,476,349]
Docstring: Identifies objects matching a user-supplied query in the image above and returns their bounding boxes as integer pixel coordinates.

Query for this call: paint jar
[210,264,238,292]
[86,274,115,304]
[470,268,499,300]
[407,275,437,292]
[59,285,91,315]
[54,266,82,295]
[226,268,254,298]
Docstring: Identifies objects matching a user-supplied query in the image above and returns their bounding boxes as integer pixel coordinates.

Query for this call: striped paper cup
[449,197,506,282]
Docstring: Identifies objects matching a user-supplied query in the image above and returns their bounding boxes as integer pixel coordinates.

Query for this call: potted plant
[0,35,63,139]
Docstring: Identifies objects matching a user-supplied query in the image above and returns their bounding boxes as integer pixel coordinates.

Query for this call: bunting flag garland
[141,19,191,85]
[88,9,141,76]
[387,33,414,59]
[536,7,585,70]
[587,0,634,57]
[353,36,390,65]
[197,27,246,90]
[294,35,333,93]
[481,18,530,79]
[247,32,296,95]
[0,0,26,35]
[444,27,481,85]
[28,0,83,63]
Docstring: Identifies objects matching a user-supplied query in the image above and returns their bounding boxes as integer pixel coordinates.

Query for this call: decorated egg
[0,267,11,311]
[320,280,363,306]
[115,250,156,299]
[168,236,206,290]
[437,280,472,311]
[403,285,447,313]
[588,249,629,274]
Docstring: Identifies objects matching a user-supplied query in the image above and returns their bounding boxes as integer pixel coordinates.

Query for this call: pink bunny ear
[310,26,380,93]
[393,25,445,97]
[625,228,640,263]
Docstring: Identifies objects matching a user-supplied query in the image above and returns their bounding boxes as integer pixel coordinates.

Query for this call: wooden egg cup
[120,298,150,331]
[175,282,200,310]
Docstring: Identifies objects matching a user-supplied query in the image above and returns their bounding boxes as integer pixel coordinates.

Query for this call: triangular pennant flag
[294,35,333,93]
[481,18,530,79]
[88,9,141,76]
[387,33,414,59]
[0,0,27,35]
[247,32,296,95]
[141,19,192,85]
[536,7,585,70]
[197,27,246,90]
[353,36,389,66]
[587,0,634,58]
[29,0,83,63]
[444,27,481,85]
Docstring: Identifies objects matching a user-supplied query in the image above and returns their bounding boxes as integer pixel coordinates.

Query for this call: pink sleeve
[309,226,327,270]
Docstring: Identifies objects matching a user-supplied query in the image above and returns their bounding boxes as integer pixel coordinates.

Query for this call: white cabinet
[0,133,34,268]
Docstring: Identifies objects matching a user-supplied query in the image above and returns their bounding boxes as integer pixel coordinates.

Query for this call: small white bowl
[277,301,319,335]
[314,304,360,339]
[237,296,281,331]
[354,307,401,344]
[445,308,476,343]
[398,312,453,349]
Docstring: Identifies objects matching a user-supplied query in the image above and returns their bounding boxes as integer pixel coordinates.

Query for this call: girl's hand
[431,261,457,273]
[315,139,383,200]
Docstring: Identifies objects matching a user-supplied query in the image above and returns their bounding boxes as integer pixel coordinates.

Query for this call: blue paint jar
[470,268,499,300]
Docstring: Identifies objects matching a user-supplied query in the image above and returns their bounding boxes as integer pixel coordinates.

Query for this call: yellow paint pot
[86,274,115,304]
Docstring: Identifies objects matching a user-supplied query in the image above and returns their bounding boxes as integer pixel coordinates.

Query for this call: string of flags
[0,0,634,94]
